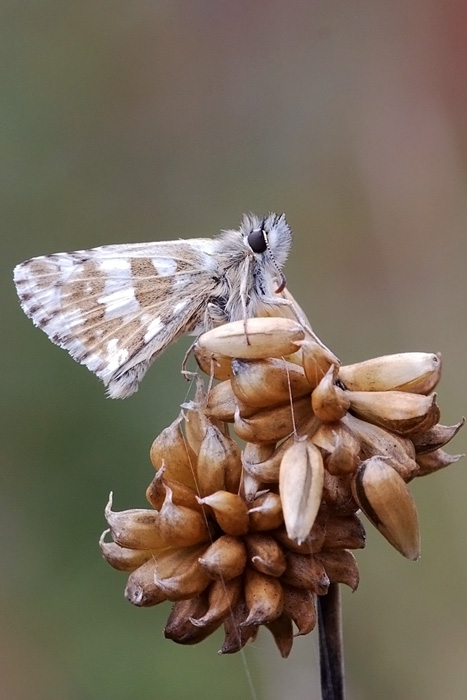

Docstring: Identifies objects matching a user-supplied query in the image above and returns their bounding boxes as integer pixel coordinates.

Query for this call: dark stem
[318,583,345,700]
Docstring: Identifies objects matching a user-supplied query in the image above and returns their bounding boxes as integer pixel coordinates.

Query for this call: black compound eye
[247,228,267,253]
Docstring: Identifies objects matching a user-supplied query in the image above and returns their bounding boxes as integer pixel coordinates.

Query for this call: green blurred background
[3,2,467,698]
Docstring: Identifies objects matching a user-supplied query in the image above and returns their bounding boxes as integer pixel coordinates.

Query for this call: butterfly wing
[14,239,219,397]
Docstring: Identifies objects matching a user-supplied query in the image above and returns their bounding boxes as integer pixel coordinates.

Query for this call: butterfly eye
[247,228,267,254]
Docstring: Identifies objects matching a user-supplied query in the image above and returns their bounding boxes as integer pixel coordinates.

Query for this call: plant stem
[318,583,345,700]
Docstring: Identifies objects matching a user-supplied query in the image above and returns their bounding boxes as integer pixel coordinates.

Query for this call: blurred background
[2,1,467,698]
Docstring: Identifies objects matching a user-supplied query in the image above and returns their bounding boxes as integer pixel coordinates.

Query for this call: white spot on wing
[98,286,140,319]
[152,257,177,276]
[144,316,164,342]
[104,338,130,374]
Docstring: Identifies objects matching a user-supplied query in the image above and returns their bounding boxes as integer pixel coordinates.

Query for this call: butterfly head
[243,213,292,293]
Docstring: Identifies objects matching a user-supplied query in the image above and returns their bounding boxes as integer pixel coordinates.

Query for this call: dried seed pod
[266,613,294,658]
[248,492,284,531]
[241,470,263,502]
[196,423,241,497]
[191,576,242,626]
[411,419,465,454]
[197,491,249,536]
[322,471,356,514]
[346,390,440,436]
[352,456,420,560]
[279,439,324,543]
[338,352,441,393]
[198,535,247,580]
[165,595,222,644]
[234,395,310,443]
[205,380,254,422]
[105,494,167,550]
[312,422,360,475]
[193,344,233,380]
[99,530,154,572]
[301,337,340,389]
[282,584,317,635]
[220,598,258,654]
[157,487,211,547]
[146,467,201,512]
[150,414,197,489]
[274,520,326,554]
[230,358,312,408]
[125,559,167,607]
[416,449,464,477]
[242,436,292,483]
[322,513,366,550]
[244,568,285,625]
[245,533,287,577]
[282,552,330,594]
[195,317,305,359]
[311,365,350,422]
[342,413,418,480]
[316,550,359,590]
[154,545,212,601]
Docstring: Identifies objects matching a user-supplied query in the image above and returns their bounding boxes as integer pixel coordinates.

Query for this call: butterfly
[13,213,293,398]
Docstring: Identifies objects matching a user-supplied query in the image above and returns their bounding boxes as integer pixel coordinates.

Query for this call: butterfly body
[14,213,292,398]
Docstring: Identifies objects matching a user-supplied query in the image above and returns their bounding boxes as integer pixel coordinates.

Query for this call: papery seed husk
[243,567,285,625]
[241,470,263,503]
[316,550,359,590]
[338,352,441,394]
[411,418,465,454]
[198,535,247,580]
[346,389,440,436]
[146,468,201,512]
[342,413,417,473]
[196,423,241,497]
[99,530,154,572]
[158,487,211,547]
[125,559,167,607]
[150,415,197,490]
[205,380,255,422]
[282,584,317,635]
[311,365,350,422]
[154,546,212,601]
[230,358,312,408]
[416,449,465,476]
[182,401,210,454]
[301,337,340,389]
[282,552,330,594]
[273,521,326,554]
[220,598,258,654]
[242,437,288,483]
[279,440,324,543]
[233,396,311,443]
[165,595,222,644]
[322,471,357,514]
[193,344,233,380]
[312,423,360,475]
[196,317,305,359]
[322,513,366,550]
[245,533,287,577]
[248,492,284,531]
[352,457,420,560]
[266,613,294,658]
[190,576,242,626]
[197,491,249,536]
[105,494,167,550]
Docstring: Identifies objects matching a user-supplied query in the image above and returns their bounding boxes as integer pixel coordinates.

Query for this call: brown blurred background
[2,2,467,698]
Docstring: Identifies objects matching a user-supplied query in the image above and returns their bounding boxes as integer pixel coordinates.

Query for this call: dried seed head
[102,299,462,655]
